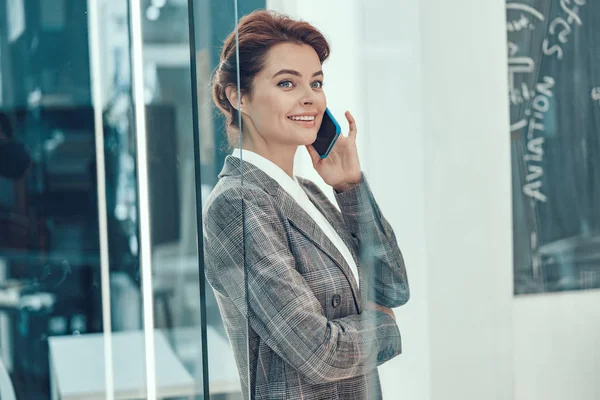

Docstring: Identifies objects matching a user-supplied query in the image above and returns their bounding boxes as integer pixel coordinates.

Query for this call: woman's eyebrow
[272,69,324,78]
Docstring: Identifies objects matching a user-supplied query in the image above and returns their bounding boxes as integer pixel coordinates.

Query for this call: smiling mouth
[288,115,316,121]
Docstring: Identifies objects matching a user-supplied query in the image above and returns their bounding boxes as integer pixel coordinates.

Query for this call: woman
[203,10,409,400]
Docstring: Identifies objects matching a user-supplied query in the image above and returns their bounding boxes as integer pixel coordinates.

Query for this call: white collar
[230,148,304,199]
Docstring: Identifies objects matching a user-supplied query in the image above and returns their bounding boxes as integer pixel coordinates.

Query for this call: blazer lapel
[278,190,362,314]
[219,156,362,313]
[298,181,360,267]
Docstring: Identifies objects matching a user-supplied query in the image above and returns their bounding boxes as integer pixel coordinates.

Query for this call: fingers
[376,304,396,321]
[366,301,395,320]
[345,111,357,139]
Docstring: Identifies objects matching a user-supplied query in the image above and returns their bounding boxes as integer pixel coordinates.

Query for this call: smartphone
[312,108,341,159]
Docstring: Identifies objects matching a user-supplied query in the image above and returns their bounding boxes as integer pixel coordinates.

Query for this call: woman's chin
[281,127,318,147]
[299,129,318,145]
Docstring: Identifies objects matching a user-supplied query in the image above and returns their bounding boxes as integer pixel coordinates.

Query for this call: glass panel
[132,0,219,398]
[202,2,408,399]
[1,0,208,398]
[0,0,115,398]
[195,1,264,399]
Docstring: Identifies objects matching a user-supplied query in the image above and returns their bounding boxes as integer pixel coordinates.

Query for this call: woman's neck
[241,140,297,179]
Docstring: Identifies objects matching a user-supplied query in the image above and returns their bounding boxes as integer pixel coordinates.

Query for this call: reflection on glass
[138,0,204,397]
[0,0,105,397]
[507,1,600,294]
[0,0,204,398]
[202,9,409,400]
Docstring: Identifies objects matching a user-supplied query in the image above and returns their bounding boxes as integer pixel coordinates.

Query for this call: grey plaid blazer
[203,156,409,400]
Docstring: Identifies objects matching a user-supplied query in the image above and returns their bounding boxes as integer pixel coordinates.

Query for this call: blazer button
[332,294,341,308]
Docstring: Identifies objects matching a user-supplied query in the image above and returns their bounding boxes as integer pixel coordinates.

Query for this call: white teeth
[289,116,315,121]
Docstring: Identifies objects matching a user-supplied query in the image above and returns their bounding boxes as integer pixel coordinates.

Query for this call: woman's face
[239,42,326,149]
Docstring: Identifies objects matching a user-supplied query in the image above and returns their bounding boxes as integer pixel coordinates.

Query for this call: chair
[0,354,17,400]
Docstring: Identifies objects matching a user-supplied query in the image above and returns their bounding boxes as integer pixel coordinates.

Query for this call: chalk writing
[506,2,545,21]
[542,0,587,60]
[592,87,600,102]
[522,76,555,202]
[510,82,536,106]
[530,232,541,280]
[511,119,528,132]
[507,56,534,91]
[507,14,534,32]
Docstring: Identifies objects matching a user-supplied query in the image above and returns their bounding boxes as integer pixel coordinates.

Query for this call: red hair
[212,10,330,146]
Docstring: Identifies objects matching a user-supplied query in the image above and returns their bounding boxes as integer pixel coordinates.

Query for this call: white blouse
[231,148,359,288]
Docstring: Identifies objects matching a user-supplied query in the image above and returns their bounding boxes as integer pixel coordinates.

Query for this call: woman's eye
[278,81,294,88]
[311,81,324,89]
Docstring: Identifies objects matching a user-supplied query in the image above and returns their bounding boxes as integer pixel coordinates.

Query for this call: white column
[357,0,435,396]
[87,0,115,398]
[418,0,514,398]
[129,0,157,398]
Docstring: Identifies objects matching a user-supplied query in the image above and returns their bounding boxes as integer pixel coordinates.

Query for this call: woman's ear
[225,86,244,112]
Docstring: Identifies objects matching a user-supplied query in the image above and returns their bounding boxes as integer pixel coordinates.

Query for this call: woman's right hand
[367,302,396,321]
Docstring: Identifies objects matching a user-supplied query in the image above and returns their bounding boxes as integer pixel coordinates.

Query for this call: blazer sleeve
[334,173,410,308]
[203,186,401,384]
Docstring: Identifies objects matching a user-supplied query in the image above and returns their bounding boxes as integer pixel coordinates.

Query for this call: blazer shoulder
[203,176,274,220]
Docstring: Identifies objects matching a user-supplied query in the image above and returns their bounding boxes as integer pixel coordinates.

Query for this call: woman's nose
[300,86,316,105]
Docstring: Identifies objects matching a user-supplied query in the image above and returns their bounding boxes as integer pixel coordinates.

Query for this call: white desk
[169,326,241,395]
[49,330,196,400]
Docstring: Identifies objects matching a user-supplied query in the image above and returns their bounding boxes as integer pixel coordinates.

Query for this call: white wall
[357,1,433,399]
[418,0,514,397]
[514,291,600,400]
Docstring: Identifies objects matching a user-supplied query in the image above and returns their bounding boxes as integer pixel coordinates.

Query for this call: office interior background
[0,0,598,399]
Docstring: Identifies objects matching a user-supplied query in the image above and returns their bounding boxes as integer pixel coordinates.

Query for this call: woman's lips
[288,115,318,128]
[288,117,317,128]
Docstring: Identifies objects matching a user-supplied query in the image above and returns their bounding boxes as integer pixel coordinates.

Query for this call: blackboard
[507,1,600,294]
